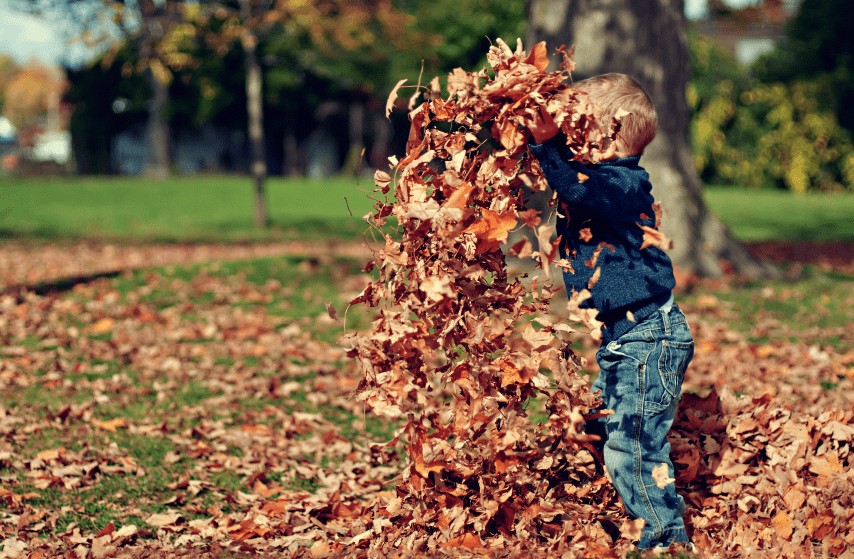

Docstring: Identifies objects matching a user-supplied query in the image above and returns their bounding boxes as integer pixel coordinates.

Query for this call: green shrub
[688,35,854,192]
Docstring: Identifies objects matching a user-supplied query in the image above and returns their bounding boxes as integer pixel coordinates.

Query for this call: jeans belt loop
[662,304,671,335]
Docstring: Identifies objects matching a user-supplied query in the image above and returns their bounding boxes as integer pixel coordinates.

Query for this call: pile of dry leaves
[345,38,634,555]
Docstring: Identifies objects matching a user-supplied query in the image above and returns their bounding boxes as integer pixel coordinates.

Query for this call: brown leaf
[464,208,517,245]
[651,462,675,488]
[638,224,674,251]
[386,79,407,118]
[525,41,550,72]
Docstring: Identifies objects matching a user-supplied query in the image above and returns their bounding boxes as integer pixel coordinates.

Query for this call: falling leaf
[325,302,339,321]
[638,224,674,251]
[386,79,407,118]
[524,41,550,71]
[463,208,517,246]
[651,463,675,488]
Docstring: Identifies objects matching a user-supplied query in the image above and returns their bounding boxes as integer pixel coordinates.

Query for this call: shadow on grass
[1,270,123,297]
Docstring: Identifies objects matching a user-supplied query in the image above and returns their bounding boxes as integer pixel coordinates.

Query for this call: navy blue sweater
[529,137,675,343]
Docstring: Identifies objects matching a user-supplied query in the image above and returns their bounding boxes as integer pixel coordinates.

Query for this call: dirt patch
[1,239,850,293]
[0,240,374,292]
[746,240,854,274]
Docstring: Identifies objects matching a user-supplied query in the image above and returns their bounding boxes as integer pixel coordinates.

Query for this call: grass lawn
[703,186,854,242]
[2,174,853,243]
[0,175,380,242]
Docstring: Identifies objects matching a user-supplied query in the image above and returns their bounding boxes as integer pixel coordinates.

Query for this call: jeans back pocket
[646,338,694,415]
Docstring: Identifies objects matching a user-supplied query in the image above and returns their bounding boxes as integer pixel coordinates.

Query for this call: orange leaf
[441,533,483,549]
[34,448,65,462]
[95,521,115,538]
[443,182,475,210]
[89,318,114,334]
[638,224,674,251]
[771,511,793,540]
[93,418,127,432]
[464,208,517,245]
[525,41,550,71]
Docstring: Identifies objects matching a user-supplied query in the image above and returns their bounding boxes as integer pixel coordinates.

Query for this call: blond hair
[571,73,657,156]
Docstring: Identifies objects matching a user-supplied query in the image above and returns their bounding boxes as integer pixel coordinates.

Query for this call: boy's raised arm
[530,139,652,221]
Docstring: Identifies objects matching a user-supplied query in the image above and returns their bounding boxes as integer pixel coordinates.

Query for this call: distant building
[32,130,71,164]
[692,0,798,65]
[0,116,15,143]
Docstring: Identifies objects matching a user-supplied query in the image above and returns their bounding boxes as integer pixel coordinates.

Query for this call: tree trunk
[143,70,170,179]
[240,0,268,228]
[137,0,171,180]
[526,0,778,278]
[342,101,365,176]
[284,122,299,177]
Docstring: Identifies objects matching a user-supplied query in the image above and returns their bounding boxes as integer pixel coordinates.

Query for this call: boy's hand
[526,105,560,145]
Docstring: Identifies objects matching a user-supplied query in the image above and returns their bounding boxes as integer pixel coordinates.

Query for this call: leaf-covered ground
[0,241,852,558]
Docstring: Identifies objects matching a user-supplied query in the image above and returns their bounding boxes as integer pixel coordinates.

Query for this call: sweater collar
[596,154,642,167]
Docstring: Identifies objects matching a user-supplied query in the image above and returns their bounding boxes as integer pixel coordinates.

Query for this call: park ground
[0,181,853,558]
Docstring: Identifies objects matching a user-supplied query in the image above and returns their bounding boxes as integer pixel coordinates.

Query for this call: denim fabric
[587,302,694,549]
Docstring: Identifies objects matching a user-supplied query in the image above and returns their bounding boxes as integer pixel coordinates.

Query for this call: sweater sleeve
[528,138,594,206]
[529,139,652,222]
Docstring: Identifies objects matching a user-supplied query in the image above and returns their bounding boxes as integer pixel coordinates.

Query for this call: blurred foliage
[3,62,68,129]
[0,55,20,114]
[66,45,149,174]
[64,0,528,174]
[688,29,854,192]
[753,0,854,133]
[403,0,528,75]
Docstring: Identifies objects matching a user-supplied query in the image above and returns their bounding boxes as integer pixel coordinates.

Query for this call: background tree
[754,0,854,134]
[13,0,189,178]
[526,0,776,277]
[2,61,67,130]
[0,55,20,115]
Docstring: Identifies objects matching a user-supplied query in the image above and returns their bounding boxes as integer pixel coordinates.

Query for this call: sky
[0,0,99,67]
[0,0,774,68]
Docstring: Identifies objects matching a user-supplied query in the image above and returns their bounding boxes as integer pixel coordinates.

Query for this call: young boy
[527,73,695,551]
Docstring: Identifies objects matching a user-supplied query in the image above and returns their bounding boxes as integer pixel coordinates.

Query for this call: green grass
[679,265,854,351]
[703,186,854,242]
[3,174,853,243]
[0,175,381,242]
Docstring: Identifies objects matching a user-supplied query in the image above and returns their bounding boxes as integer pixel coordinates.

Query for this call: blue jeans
[588,301,694,549]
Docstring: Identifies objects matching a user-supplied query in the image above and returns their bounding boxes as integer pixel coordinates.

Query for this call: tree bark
[342,101,366,176]
[137,0,171,180]
[526,0,778,278]
[142,68,171,180]
[240,0,268,228]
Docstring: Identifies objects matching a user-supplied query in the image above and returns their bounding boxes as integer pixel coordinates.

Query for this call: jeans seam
[635,359,663,537]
